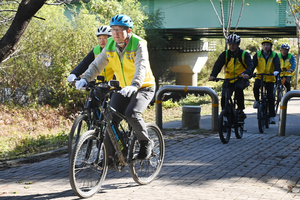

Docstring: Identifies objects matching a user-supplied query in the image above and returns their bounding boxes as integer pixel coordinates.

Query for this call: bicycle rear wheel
[68,114,90,159]
[129,123,165,185]
[258,104,266,133]
[218,110,231,144]
[69,130,108,198]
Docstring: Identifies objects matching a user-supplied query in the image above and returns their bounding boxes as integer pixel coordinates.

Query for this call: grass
[0,104,73,160]
[0,81,256,161]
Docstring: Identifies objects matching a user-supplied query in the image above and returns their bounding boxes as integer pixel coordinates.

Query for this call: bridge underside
[163,27,297,40]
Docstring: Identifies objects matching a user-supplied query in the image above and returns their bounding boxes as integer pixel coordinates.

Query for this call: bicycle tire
[274,86,282,115]
[234,122,243,139]
[258,104,266,133]
[69,130,108,198]
[129,123,165,185]
[218,110,231,144]
[68,114,90,159]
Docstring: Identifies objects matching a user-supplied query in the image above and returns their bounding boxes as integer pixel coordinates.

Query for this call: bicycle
[253,73,274,133]
[68,76,105,159]
[69,79,165,198]
[212,77,246,144]
[274,68,290,115]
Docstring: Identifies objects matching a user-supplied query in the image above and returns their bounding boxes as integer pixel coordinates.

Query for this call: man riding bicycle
[209,34,254,120]
[75,14,155,161]
[278,43,295,92]
[252,37,280,124]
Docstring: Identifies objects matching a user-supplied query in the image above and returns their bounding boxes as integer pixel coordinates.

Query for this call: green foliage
[162,100,179,108]
[178,94,212,106]
[88,0,147,38]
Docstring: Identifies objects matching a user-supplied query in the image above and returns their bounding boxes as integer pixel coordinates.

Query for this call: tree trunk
[0,0,47,63]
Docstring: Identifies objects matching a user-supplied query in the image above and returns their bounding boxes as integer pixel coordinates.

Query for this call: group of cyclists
[67,13,296,160]
[209,33,295,125]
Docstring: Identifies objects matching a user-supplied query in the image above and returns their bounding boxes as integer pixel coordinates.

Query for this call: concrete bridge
[139,0,297,86]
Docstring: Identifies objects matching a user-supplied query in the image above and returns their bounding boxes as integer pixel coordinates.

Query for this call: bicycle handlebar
[210,76,243,82]
[282,68,293,73]
[251,73,274,78]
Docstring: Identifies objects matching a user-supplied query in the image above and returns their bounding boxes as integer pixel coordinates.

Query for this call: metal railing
[278,90,300,136]
[155,85,219,131]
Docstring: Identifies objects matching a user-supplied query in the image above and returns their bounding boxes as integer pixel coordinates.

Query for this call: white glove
[273,71,279,76]
[67,74,77,82]
[75,79,87,90]
[120,86,138,97]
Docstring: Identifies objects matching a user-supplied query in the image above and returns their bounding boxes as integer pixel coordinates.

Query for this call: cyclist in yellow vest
[278,43,295,92]
[252,37,280,124]
[76,14,155,161]
[67,25,114,82]
[209,34,254,120]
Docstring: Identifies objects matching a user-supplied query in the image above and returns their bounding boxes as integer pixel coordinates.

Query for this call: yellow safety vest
[93,45,114,82]
[255,51,276,82]
[105,34,155,88]
[278,53,294,77]
[225,50,247,83]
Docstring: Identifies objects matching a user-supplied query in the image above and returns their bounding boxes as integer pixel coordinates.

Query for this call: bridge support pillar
[169,51,208,86]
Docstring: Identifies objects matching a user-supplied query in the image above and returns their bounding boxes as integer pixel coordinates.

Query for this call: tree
[210,0,245,47]
[0,0,47,63]
[276,0,300,89]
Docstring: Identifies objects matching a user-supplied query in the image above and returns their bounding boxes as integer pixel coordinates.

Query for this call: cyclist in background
[67,25,114,82]
[278,43,295,92]
[209,34,254,120]
[75,14,155,161]
[252,37,280,124]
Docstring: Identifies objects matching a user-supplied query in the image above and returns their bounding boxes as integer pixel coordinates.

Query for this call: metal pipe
[278,90,300,136]
[155,85,219,131]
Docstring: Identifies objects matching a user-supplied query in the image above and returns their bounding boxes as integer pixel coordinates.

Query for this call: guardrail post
[155,85,219,131]
[278,90,300,136]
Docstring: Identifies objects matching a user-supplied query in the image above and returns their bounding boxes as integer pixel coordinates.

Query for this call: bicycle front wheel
[68,114,90,159]
[218,110,231,144]
[258,104,266,133]
[69,130,108,198]
[129,123,165,185]
[234,122,244,139]
[274,86,282,115]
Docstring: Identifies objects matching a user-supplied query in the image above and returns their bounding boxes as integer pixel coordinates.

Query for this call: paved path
[1,98,300,200]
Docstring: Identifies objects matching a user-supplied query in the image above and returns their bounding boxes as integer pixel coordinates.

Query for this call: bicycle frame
[213,76,245,144]
[253,73,274,132]
[219,77,243,123]
[91,81,133,168]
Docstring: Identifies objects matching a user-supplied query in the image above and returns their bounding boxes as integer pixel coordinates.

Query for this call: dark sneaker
[238,110,247,120]
[135,140,154,160]
[253,101,259,109]
[269,117,276,124]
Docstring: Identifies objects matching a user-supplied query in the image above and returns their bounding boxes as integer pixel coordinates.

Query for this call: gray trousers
[105,86,155,156]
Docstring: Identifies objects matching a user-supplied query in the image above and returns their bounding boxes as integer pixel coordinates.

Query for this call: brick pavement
[1,129,300,200]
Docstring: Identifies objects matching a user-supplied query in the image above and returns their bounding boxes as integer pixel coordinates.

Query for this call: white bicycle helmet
[96,25,112,36]
[226,34,241,44]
